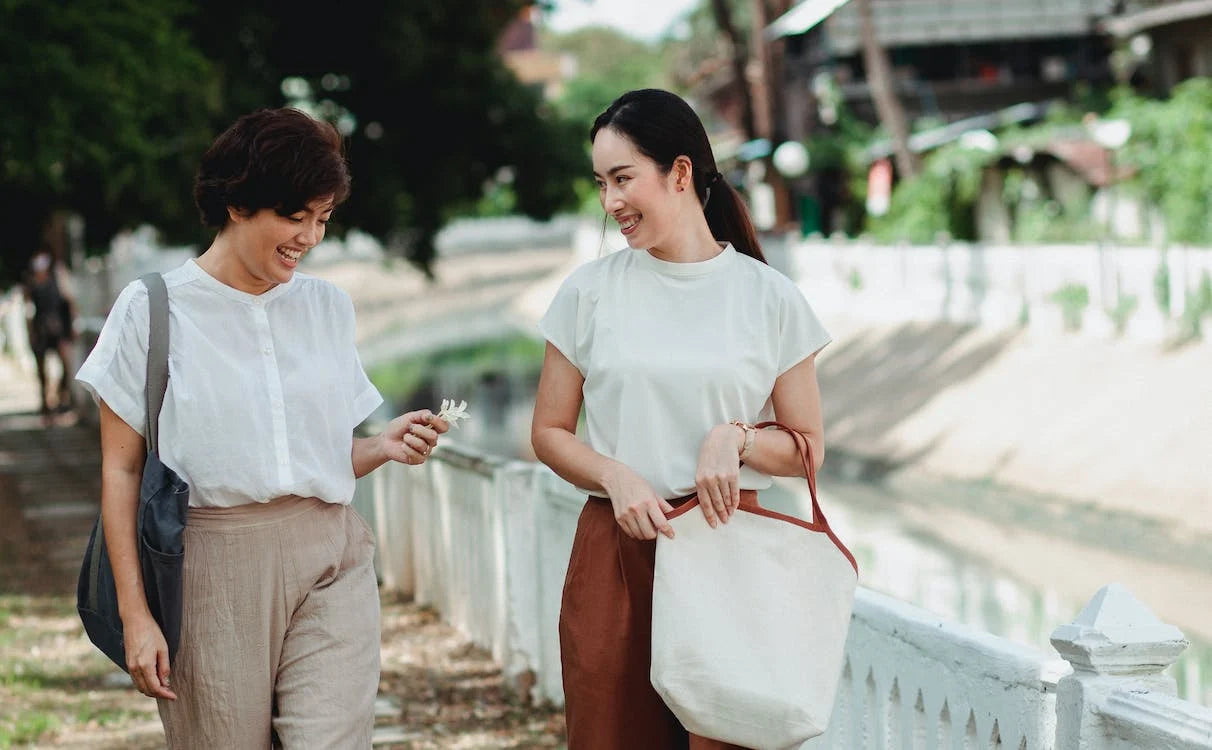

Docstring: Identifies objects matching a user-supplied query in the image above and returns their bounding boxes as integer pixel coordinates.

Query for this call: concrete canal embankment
[815,316,1212,535]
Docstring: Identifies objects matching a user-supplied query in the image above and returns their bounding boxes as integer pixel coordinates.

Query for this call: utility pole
[857,0,920,178]
[710,0,758,141]
[759,0,793,144]
[752,0,796,227]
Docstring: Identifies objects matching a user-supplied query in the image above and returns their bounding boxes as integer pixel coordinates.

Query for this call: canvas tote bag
[650,422,858,750]
[77,272,189,671]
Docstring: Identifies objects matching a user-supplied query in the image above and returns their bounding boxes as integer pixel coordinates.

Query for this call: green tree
[1112,79,1212,246]
[668,0,752,95]
[542,27,672,129]
[188,0,585,275]
[0,0,216,284]
[0,1,586,284]
[539,25,673,210]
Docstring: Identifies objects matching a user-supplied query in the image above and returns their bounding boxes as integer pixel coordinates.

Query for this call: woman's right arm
[531,343,673,540]
[99,400,176,700]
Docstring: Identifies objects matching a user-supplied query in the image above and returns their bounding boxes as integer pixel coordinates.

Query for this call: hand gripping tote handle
[650,422,858,750]
[77,273,189,672]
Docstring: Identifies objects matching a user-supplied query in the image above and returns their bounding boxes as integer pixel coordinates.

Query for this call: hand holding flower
[380,399,469,466]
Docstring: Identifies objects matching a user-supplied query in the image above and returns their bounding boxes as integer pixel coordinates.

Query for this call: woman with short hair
[78,107,448,748]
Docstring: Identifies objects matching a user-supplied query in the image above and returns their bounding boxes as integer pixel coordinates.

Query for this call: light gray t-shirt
[539,244,830,499]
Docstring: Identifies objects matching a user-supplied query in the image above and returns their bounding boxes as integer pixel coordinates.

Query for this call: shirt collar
[635,243,736,278]
[183,258,297,305]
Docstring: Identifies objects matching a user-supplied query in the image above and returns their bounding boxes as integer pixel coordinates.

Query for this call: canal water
[771,474,1212,707]
[372,352,1211,707]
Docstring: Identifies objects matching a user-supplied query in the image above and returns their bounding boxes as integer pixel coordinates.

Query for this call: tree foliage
[0,0,586,284]
[542,27,672,130]
[0,0,216,284]
[197,0,585,272]
[868,80,1212,245]
[539,25,675,210]
[668,0,751,87]
[1111,79,1212,245]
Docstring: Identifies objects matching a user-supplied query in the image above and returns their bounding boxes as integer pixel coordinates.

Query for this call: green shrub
[1108,293,1138,336]
[1154,259,1171,315]
[1112,80,1212,245]
[1176,270,1212,343]
[1050,283,1090,331]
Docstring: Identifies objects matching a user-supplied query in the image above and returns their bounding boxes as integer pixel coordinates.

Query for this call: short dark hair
[591,89,765,264]
[193,108,351,229]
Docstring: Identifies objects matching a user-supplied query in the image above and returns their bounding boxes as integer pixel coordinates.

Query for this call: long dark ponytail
[590,89,766,264]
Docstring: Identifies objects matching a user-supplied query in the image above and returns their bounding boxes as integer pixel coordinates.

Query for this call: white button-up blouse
[77,259,383,508]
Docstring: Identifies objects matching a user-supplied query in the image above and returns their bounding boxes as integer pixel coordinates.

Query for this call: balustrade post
[1050,583,1189,749]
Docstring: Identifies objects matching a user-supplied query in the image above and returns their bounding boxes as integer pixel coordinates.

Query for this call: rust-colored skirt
[559,492,759,750]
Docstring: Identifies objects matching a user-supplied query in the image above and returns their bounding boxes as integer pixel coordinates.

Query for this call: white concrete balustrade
[781,237,1212,343]
[1052,585,1212,749]
[805,590,1068,749]
[355,442,1212,749]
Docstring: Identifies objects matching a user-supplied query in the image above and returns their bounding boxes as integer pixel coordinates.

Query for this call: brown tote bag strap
[753,421,827,528]
[753,421,857,573]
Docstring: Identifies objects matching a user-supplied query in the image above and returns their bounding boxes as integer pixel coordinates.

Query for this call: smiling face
[592,127,683,251]
[221,197,334,293]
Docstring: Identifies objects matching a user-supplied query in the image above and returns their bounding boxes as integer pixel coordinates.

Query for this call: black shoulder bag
[77,272,189,671]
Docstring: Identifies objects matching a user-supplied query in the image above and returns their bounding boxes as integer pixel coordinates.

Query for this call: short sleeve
[538,272,587,375]
[75,280,151,436]
[349,349,382,429]
[337,291,383,428]
[777,280,831,375]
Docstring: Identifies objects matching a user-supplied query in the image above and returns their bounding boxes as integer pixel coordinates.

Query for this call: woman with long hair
[532,89,832,748]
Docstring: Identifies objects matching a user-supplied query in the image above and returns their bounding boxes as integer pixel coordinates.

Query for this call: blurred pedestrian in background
[23,246,77,419]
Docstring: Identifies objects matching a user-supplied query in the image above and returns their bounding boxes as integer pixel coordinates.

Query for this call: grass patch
[74,704,143,727]
[1,659,99,692]
[0,711,60,748]
[0,593,156,748]
[0,595,74,620]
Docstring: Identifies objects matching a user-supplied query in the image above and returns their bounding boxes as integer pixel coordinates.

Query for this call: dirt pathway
[0,593,566,749]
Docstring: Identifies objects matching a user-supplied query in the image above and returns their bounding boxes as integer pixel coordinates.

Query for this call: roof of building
[1101,0,1212,36]
[769,0,1117,53]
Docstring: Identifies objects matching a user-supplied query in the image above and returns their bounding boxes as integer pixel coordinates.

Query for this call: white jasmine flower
[436,399,471,429]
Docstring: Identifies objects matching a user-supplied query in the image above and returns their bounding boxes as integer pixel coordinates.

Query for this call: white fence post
[1050,583,1190,748]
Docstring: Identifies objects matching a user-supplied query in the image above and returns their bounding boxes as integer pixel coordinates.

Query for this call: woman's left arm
[695,354,825,521]
[718,354,825,478]
[352,410,449,478]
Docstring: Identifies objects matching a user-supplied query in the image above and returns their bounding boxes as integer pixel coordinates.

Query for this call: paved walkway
[0,357,99,595]
[0,354,565,748]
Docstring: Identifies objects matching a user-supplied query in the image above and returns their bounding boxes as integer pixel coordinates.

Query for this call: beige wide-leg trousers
[157,495,380,749]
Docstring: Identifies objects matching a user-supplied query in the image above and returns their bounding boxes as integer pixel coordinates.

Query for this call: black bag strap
[83,274,168,616]
[139,273,169,455]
